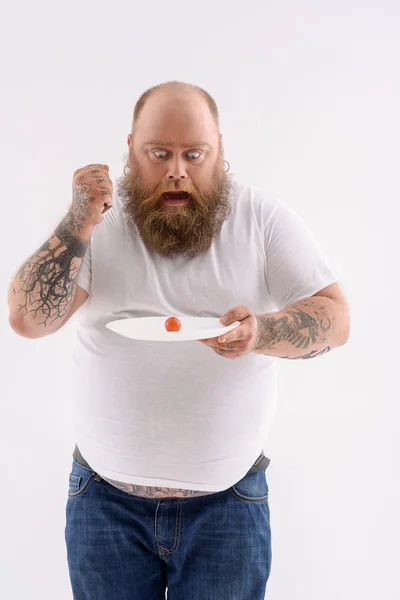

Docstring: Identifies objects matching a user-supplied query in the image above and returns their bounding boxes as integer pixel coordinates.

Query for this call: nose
[165,156,189,180]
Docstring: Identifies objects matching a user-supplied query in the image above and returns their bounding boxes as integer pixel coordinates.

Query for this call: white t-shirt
[68,178,340,492]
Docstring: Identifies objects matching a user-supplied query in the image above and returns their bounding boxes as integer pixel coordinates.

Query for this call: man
[8,81,350,599]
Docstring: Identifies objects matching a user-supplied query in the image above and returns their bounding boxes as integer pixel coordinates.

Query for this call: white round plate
[105,316,241,342]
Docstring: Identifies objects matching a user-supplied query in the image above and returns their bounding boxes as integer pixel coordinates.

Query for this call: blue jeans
[65,457,272,599]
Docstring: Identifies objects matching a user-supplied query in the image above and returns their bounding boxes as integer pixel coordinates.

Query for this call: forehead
[135,92,218,145]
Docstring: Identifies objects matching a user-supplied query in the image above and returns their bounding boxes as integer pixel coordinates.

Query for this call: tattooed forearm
[254,297,346,359]
[11,214,89,329]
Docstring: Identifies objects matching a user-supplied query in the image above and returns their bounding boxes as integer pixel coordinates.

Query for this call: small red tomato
[165,316,181,332]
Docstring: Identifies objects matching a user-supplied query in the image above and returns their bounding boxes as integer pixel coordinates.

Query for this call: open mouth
[162,191,191,206]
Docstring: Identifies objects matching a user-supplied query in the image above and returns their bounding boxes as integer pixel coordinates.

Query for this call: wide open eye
[153,149,168,159]
[186,151,202,160]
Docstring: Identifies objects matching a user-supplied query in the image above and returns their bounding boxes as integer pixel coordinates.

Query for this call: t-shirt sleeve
[77,241,92,294]
[265,199,342,311]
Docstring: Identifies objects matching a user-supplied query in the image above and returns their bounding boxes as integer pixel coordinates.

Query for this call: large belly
[101,476,216,499]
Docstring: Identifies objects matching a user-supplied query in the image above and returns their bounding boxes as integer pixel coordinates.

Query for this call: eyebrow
[144,140,211,148]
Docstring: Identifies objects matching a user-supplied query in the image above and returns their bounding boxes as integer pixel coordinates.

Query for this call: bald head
[132,89,220,152]
[132,81,220,132]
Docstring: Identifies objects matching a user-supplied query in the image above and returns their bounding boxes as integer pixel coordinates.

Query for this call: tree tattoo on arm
[14,215,88,328]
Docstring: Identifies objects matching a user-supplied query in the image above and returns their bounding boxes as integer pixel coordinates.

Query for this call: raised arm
[8,163,112,338]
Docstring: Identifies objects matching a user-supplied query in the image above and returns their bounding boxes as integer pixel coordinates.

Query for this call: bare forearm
[8,214,91,335]
[254,296,350,359]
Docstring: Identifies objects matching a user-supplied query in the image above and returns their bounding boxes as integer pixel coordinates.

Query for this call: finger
[214,348,225,356]
[214,347,240,359]
[220,305,252,326]
[214,348,232,358]
[218,324,246,345]
[214,341,237,352]
[198,338,218,347]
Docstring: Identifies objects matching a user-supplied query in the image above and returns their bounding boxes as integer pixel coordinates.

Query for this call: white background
[1,1,399,598]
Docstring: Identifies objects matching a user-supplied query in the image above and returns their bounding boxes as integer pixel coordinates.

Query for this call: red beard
[117,161,233,258]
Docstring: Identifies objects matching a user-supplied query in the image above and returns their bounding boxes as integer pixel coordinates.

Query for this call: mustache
[158,181,195,193]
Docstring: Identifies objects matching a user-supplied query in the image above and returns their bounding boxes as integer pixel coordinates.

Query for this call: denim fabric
[65,457,272,599]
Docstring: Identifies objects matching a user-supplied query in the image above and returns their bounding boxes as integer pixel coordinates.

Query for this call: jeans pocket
[230,470,269,502]
[68,458,98,499]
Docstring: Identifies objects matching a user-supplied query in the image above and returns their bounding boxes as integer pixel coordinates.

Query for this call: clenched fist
[68,164,113,239]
